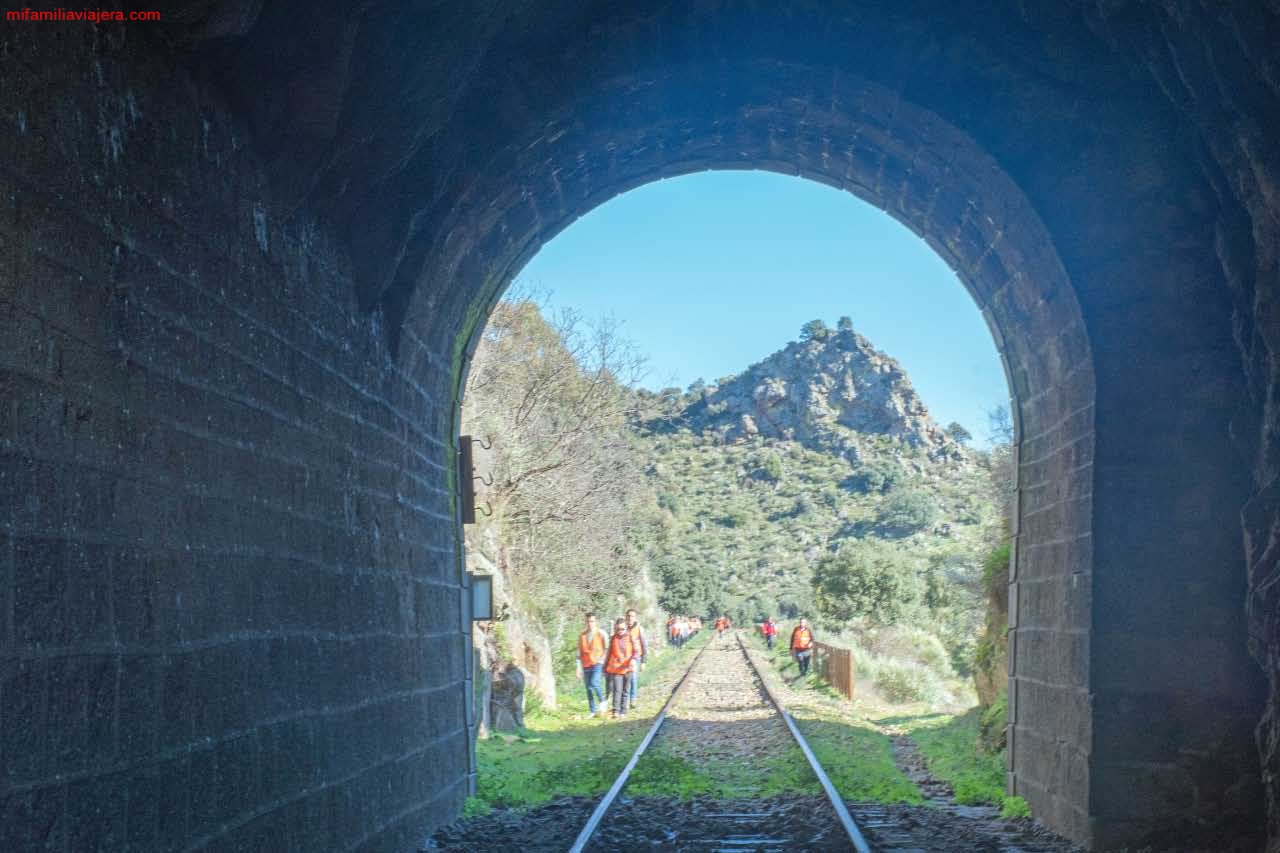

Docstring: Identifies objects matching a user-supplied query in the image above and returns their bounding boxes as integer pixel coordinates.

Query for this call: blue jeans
[583,664,604,713]
[629,661,642,703]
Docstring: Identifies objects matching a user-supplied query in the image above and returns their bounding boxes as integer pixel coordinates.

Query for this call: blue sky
[512,170,1009,446]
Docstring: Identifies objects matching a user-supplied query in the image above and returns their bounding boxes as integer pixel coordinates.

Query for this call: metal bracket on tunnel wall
[458,434,493,524]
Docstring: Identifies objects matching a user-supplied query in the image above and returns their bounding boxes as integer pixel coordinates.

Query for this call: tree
[812,540,922,625]
[876,487,940,534]
[983,402,1016,528]
[945,422,973,445]
[845,457,901,493]
[756,452,784,483]
[837,316,854,333]
[986,403,1014,445]
[800,319,830,341]
[461,288,649,618]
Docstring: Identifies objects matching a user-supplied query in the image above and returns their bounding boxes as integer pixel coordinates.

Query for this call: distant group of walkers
[666,615,701,647]
[578,611,820,718]
[577,609,654,719]
[759,615,816,676]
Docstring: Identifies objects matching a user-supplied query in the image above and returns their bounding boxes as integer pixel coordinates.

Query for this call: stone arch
[417,63,1100,839]
[2,3,1271,851]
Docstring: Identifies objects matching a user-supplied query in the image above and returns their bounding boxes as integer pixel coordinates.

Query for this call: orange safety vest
[604,634,636,675]
[628,625,647,660]
[791,627,814,652]
[579,628,607,668]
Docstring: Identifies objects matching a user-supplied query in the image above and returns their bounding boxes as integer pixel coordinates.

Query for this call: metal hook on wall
[475,472,494,487]
[476,501,493,518]
[472,435,494,451]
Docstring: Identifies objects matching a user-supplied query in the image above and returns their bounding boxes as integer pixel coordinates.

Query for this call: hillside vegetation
[636,318,1008,702]
[463,301,1011,719]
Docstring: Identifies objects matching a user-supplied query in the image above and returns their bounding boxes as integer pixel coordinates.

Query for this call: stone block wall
[0,25,470,851]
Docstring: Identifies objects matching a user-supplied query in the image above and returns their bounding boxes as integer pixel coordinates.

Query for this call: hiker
[791,617,815,677]
[578,613,608,717]
[625,608,648,709]
[604,618,636,718]
[761,616,778,650]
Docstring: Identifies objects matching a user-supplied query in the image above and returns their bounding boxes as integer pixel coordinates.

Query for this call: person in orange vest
[578,613,609,717]
[604,618,636,718]
[761,616,779,650]
[625,608,648,709]
[791,617,816,677]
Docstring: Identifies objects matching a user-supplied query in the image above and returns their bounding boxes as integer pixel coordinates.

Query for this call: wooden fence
[813,641,857,700]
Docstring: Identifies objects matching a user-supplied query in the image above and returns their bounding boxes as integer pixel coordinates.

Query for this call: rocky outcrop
[675,323,963,461]
[489,664,526,731]
[469,528,558,719]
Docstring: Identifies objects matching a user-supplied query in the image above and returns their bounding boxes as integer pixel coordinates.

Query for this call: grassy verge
[878,710,1029,818]
[745,631,1027,818]
[744,633,922,804]
[468,634,710,814]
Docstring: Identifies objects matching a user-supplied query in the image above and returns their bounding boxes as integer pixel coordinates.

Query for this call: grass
[745,633,923,804]
[877,709,1028,817]
[796,712,924,803]
[746,632,1026,813]
[627,748,821,799]
[474,630,1028,819]
[472,635,709,810]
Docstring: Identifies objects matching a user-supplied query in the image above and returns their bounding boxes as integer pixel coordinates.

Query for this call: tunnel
[1,2,1277,850]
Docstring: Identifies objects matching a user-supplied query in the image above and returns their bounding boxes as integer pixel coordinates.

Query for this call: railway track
[569,630,872,853]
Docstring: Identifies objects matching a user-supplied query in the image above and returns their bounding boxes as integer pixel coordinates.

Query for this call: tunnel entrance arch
[402,58,1260,849]
[0,4,1270,851]
[435,68,1095,839]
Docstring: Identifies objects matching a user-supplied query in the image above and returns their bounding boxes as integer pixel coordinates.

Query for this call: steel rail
[567,636,714,853]
[735,630,874,853]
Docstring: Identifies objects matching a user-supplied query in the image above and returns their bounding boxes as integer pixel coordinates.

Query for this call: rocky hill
[637,319,998,634]
[667,320,964,463]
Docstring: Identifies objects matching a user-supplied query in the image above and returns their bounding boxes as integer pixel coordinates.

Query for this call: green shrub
[845,458,902,493]
[979,689,1008,752]
[1001,796,1031,819]
[812,540,922,625]
[982,540,1012,586]
[756,452,784,482]
[872,659,945,704]
[876,488,940,534]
